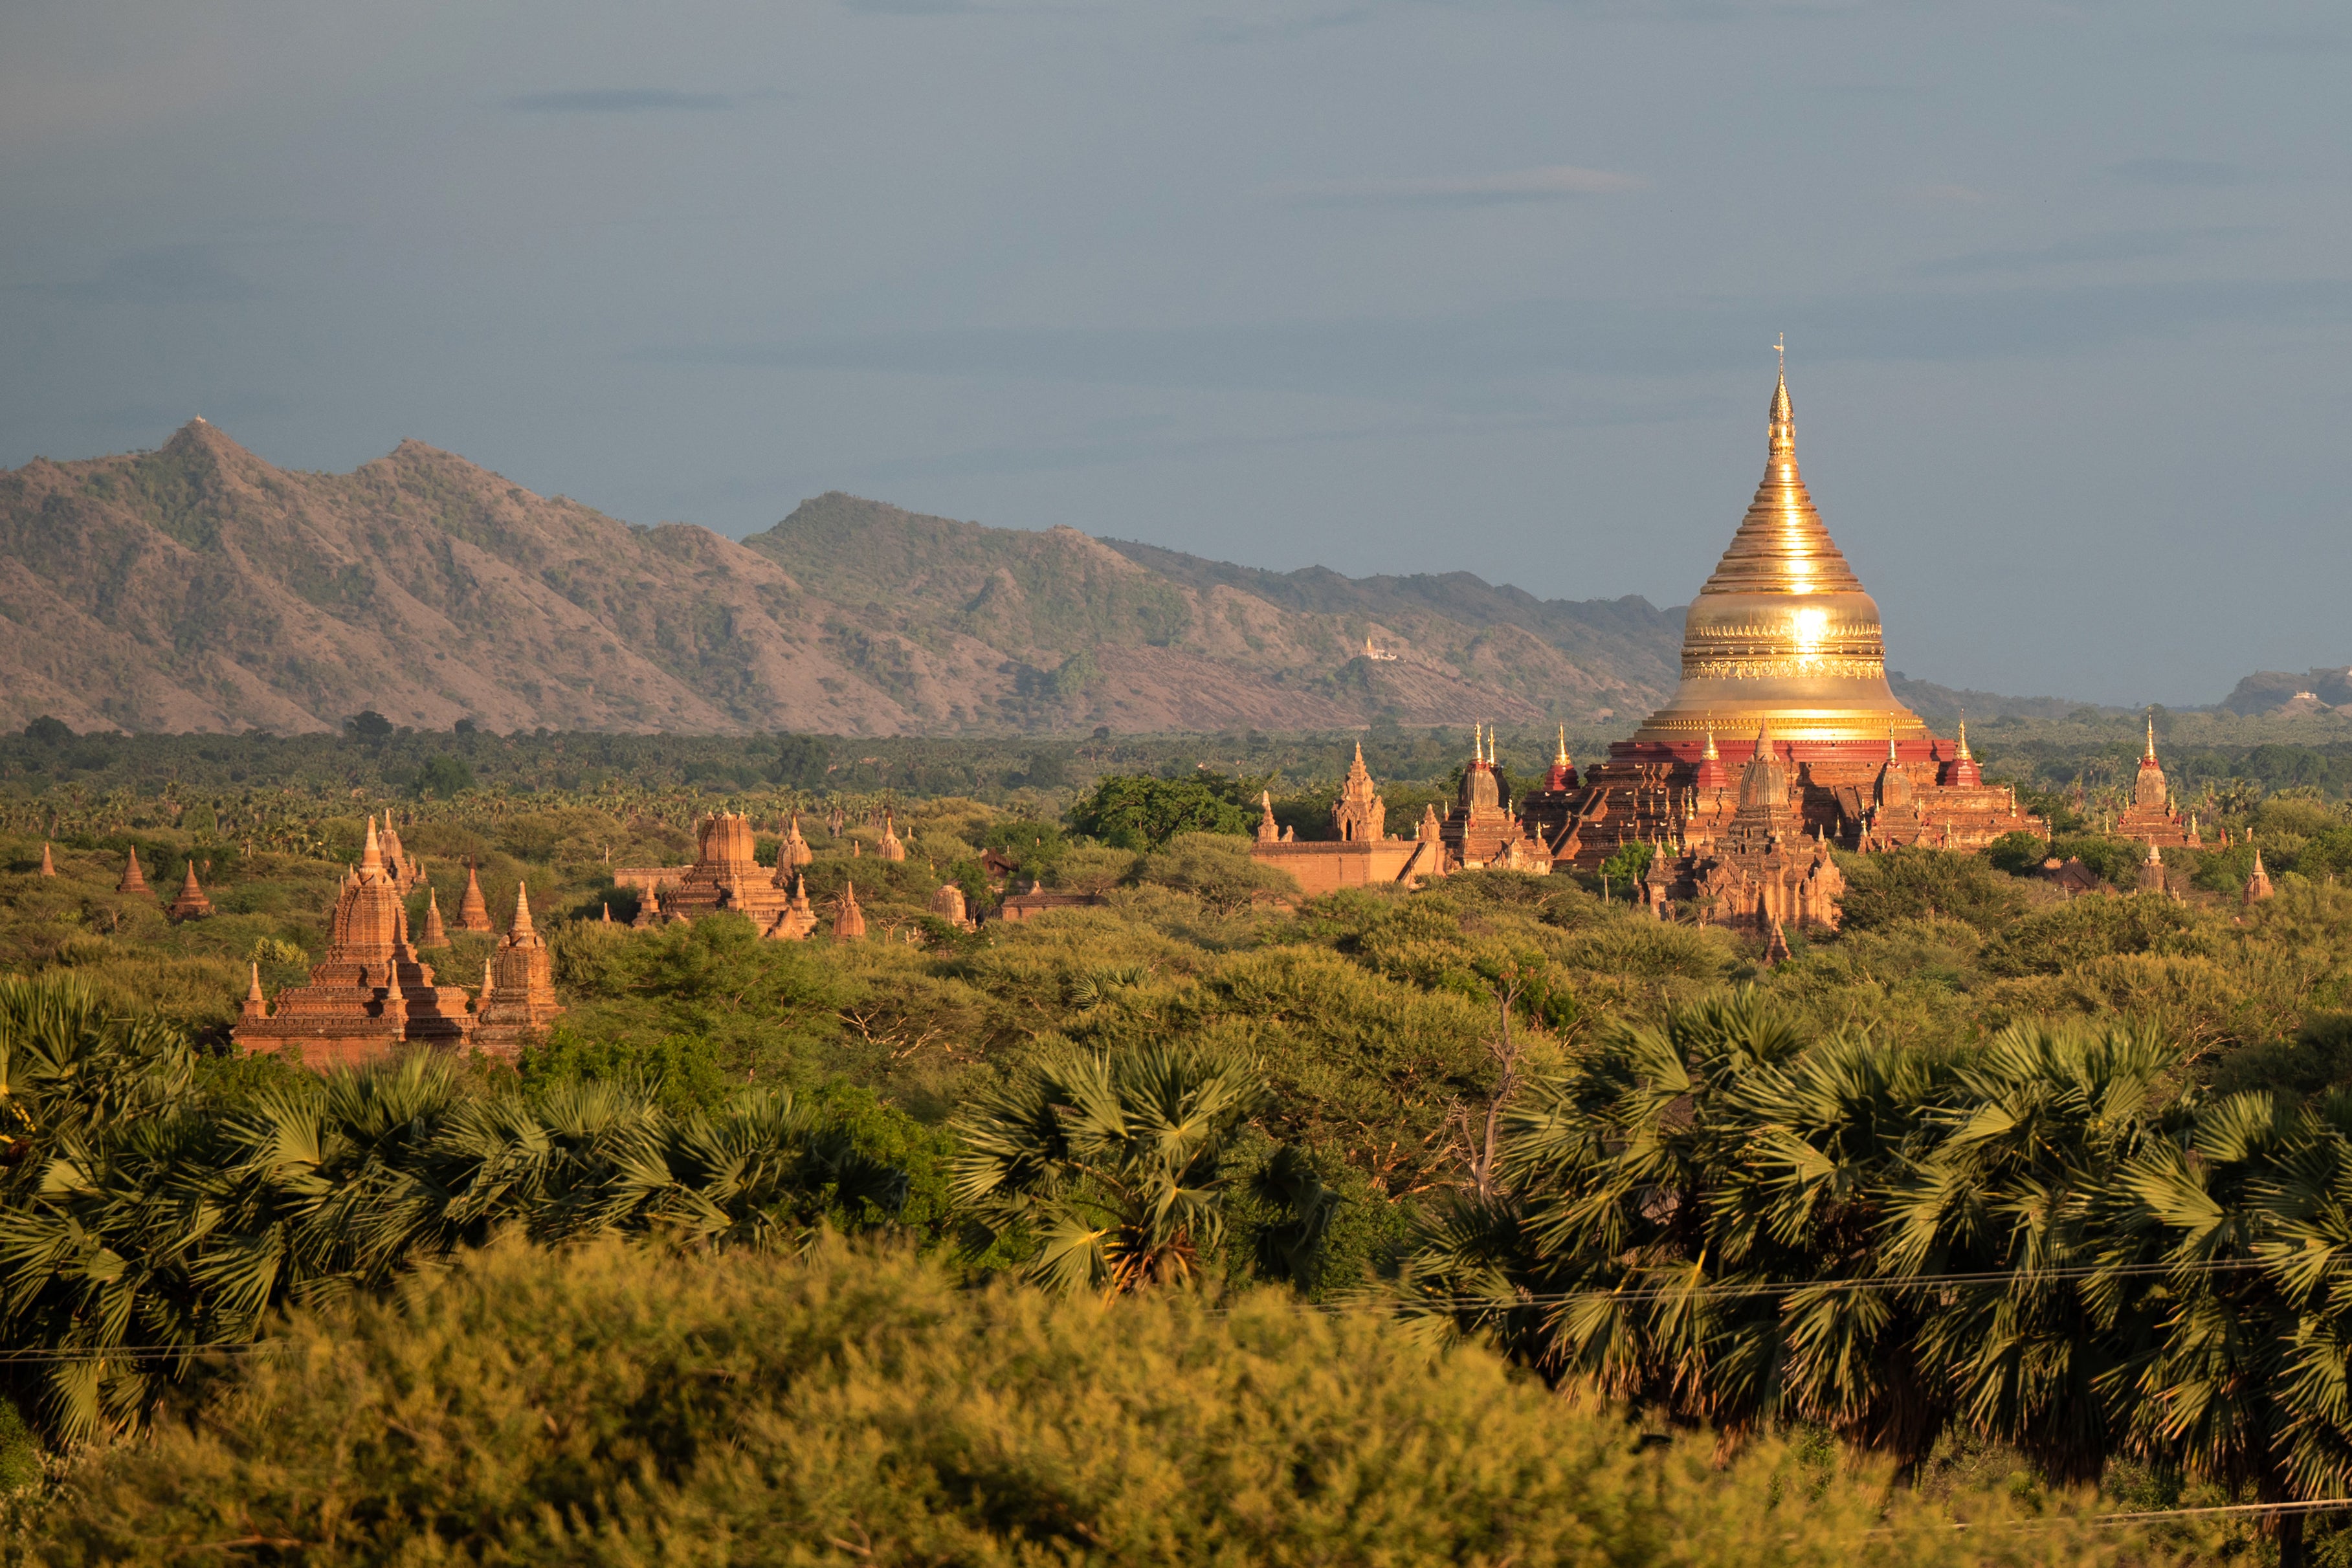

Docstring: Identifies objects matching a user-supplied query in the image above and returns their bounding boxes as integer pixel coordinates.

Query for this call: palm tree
[0,1040,912,1440]
[951,1043,1269,1294]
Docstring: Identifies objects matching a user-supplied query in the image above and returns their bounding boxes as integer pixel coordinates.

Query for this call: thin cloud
[1904,182,1990,204]
[34,245,261,304]
[505,89,730,113]
[1270,164,1644,208]
[841,0,975,14]
[628,278,2352,399]
[2106,157,2246,187]
[1914,229,2191,278]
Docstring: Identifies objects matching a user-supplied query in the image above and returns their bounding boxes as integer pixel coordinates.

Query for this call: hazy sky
[5,0,2347,707]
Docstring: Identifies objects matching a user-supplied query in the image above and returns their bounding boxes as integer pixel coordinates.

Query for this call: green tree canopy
[1067,774,1254,850]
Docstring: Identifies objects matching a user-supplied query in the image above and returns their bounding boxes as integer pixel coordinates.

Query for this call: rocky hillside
[0,423,1684,735]
[2219,667,2352,718]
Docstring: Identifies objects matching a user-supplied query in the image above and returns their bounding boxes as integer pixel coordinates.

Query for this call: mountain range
[0,423,1691,736]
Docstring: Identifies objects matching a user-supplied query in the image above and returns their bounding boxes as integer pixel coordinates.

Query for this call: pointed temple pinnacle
[1769,364,1794,458]
[511,881,534,935]
[246,962,264,1002]
[2145,711,2157,761]
[1555,726,1570,766]
[1703,720,1719,760]
[361,815,385,874]
[1957,718,1972,760]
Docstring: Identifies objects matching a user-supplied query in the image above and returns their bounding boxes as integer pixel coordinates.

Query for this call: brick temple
[234,817,477,1067]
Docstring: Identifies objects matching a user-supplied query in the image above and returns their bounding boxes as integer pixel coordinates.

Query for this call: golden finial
[1769,344,1795,458]
[2144,709,2157,762]
[1957,714,1972,760]
[1702,717,1719,760]
[1887,718,1898,764]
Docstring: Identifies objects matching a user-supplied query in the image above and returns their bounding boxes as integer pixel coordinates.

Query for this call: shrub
[21,1237,2158,1567]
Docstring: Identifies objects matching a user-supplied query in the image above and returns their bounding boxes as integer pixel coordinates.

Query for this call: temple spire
[1769,362,1795,458]
[1957,717,1973,760]
[361,815,386,877]
[1555,726,1570,766]
[2145,711,2158,762]
[510,881,534,936]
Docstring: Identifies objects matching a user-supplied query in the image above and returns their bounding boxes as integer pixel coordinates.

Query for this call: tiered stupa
[1440,725,1545,868]
[2112,716,2201,848]
[166,861,213,922]
[379,819,423,892]
[663,811,803,924]
[117,847,151,898]
[1555,366,2042,877]
[1332,744,1386,842]
[233,818,476,1068]
[472,883,564,1057]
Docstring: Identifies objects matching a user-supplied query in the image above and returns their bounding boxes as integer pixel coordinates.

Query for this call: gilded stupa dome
[1633,369,1926,743]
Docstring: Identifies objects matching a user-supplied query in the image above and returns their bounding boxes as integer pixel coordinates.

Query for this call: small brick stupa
[2244,848,2275,905]
[166,861,213,922]
[455,863,494,933]
[233,817,476,1068]
[117,846,152,897]
[38,843,54,878]
[832,879,867,942]
[472,883,563,1059]
[929,882,975,932]
[764,870,819,941]
[780,812,814,870]
[419,886,450,948]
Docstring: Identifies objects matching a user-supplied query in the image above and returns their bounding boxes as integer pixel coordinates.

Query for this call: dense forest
[6,715,2352,1562]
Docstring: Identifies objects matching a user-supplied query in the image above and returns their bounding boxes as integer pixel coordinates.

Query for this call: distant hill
[0,425,1687,735]
[2218,666,2352,718]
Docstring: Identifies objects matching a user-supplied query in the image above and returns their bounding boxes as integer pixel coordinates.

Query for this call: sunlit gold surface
[1632,371,1927,742]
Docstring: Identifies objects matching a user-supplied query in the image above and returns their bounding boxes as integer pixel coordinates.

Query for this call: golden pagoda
[1634,367,1924,743]
[1552,360,2043,875]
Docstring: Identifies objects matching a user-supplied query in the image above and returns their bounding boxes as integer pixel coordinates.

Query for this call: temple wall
[1249,839,1427,895]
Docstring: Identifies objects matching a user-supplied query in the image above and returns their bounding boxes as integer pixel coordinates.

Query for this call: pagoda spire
[509,881,535,937]
[360,816,386,879]
[1555,727,1570,766]
[38,843,54,878]
[1957,717,1973,760]
[2144,711,2158,762]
